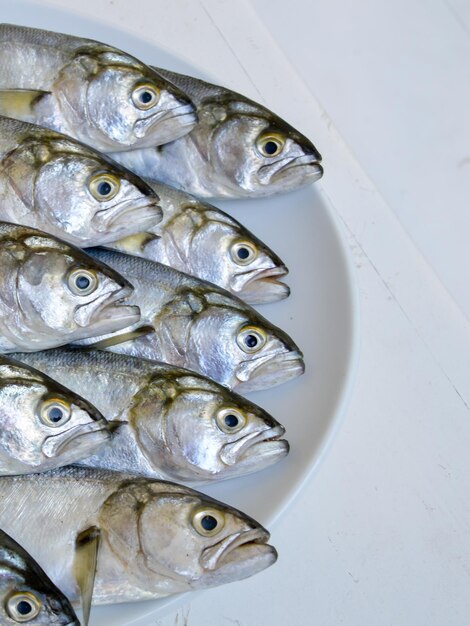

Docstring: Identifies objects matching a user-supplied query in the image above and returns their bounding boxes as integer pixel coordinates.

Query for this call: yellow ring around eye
[67,268,99,297]
[192,508,226,537]
[132,84,160,110]
[6,592,42,622]
[256,133,286,157]
[39,397,72,427]
[216,408,247,434]
[231,241,258,265]
[237,326,267,354]
[88,173,120,202]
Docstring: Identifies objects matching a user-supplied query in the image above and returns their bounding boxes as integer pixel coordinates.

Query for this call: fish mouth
[234,350,305,393]
[230,266,290,305]
[270,155,323,185]
[259,154,323,191]
[74,285,140,337]
[219,424,289,473]
[42,419,110,461]
[92,197,163,242]
[134,101,198,145]
[199,527,277,585]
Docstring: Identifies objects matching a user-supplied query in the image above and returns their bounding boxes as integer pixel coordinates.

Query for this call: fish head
[0,532,79,625]
[55,50,197,150]
[158,290,304,391]
[0,358,110,473]
[1,227,140,350]
[129,371,288,481]
[3,135,162,245]
[100,482,277,592]
[198,99,322,196]
[170,203,289,304]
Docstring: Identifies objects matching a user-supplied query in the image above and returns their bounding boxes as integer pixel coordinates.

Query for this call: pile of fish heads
[0,23,323,623]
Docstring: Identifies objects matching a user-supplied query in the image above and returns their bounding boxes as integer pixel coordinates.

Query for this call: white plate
[1,2,360,624]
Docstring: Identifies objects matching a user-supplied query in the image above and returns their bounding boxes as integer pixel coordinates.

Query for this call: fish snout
[42,418,110,460]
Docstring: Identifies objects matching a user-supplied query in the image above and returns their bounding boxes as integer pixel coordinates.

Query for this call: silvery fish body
[0,25,197,151]
[0,223,140,352]
[0,355,109,475]
[15,349,289,483]
[0,467,277,605]
[78,249,305,393]
[106,180,289,304]
[0,117,162,246]
[112,67,322,198]
[0,528,79,625]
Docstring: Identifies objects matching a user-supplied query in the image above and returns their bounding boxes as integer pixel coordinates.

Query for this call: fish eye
[89,173,120,202]
[132,84,160,110]
[67,268,99,296]
[192,508,225,537]
[237,326,267,353]
[256,133,286,157]
[216,408,246,433]
[6,592,42,622]
[39,398,72,427]
[231,241,258,265]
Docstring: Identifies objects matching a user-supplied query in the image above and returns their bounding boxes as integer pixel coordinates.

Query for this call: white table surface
[7,1,470,624]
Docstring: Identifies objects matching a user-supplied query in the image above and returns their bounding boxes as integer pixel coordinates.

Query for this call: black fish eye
[237,326,267,353]
[201,515,218,531]
[224,414,239,428]
[16,601,33,616]
[97,181,112,196]
[245,334,258,348]
[6,593,42,621]
[39,399,71,427]
[237,247,250,260]
[264,141,279,155]
[75,275,90,290]
[67,269,98,296]
[192,508,225,536]
[139,90,153,104]
[47,407,64,423]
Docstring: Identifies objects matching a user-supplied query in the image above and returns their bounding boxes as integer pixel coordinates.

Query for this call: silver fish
[111,67,322,198]
[0,224,140,352]
[0,25,197,151]
[0,355,109,475]
[14,349,289,483]
[78,249,305,393]
[0,528,79,625]
[106,179,289,304]
[0,467,277,606]
[0,117,162,247]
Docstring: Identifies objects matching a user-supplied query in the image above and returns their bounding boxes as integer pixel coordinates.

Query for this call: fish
[0,25,198,151]
[0,223,140,352]
[0,528,79,625]
[0,117,163,247]
[76,249,305,393]
[0,354,109,475]
[111,67,323,198]
[14,349,289,483]
[105,179,289,304]
[0,467,278,607]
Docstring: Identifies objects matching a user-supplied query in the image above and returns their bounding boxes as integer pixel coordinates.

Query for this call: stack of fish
[0,24,322,625]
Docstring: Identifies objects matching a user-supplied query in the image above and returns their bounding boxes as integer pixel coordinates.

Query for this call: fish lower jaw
[234,351,305,393]
[92,200,163,242]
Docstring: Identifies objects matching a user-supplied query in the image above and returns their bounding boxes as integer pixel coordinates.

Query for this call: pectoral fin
[74,526,100,626]
[82,325,154,350]
[0,89,50,119]
[108,232,160,254]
